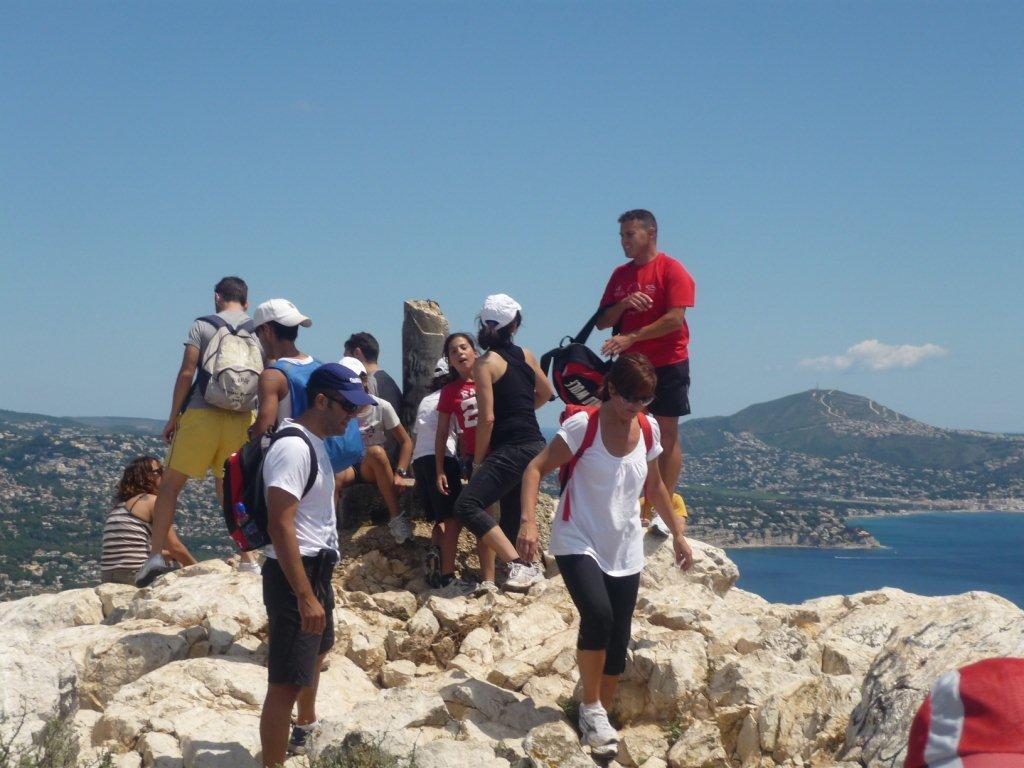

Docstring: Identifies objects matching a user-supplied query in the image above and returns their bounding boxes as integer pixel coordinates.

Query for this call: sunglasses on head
[150,466,164,476]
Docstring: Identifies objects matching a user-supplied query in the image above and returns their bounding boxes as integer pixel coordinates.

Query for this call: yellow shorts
[165,408,254,479]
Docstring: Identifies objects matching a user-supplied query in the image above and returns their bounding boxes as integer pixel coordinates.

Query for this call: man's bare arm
[251,368,287,438]
[163,346,200,443]
[602,307,686,356]
[595,292,655,330]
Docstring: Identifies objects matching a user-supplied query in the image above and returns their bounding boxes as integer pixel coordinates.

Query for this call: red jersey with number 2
[600,252,696,367]
[437,379,478,458]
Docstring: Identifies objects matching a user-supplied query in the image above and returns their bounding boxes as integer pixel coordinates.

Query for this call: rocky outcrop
[1,517,1021,768]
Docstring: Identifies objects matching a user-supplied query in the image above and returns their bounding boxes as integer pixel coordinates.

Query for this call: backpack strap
[271,426,320,498]
[572,307,604,345]
[638,412,654,454]
[198,314,253,334]
[561,409,601,522]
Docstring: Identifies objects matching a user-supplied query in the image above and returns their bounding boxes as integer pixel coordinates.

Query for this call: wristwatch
[396,467,410,479]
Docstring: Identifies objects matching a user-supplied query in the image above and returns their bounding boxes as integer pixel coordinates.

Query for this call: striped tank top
[101,498,152,571]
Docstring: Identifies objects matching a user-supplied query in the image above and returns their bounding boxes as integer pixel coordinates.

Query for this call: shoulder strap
[198,314,228,330]
[572,308,603,345]
[561,410,601,522]
[270,359,295,374]
[637,412,654,453]
[272,426,320,498]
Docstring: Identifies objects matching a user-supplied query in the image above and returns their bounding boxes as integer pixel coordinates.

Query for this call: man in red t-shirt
[597,209,695,496]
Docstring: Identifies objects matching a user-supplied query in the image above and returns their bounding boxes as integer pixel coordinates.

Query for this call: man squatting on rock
[258,363,376,766]
[598,209,696,504]
[520,353,694,756]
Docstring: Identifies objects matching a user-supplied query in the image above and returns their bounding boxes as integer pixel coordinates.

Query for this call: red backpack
[557,405,654,522]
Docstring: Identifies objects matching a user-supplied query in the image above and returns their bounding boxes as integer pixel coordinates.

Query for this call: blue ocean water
[725,512,1024,607]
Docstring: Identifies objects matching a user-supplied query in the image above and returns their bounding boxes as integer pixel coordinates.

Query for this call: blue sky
[3,2,1022,431]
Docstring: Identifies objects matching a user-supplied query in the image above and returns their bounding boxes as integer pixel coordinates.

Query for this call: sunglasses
[615,391,655,408]
[150,466,164,476]
[324,393,364,414]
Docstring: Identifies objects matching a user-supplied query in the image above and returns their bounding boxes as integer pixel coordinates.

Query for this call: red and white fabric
[904,657,1024,767]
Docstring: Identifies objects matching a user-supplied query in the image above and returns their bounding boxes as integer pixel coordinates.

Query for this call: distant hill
[0,410,163,436]
[679,389,1024,477]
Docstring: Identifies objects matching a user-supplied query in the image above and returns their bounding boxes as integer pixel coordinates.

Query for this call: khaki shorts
[166,407,254,479]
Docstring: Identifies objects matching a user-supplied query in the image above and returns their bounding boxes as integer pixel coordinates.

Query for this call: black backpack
[539,309,611,407]
[222,426,319,552]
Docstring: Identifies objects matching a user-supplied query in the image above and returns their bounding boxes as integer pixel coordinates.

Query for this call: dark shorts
[649,360,691,418]
[412,455,462,523]
[263,551,337,687]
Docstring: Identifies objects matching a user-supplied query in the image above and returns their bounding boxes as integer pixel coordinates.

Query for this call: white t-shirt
[262,420,339,559]
[273,355,317,428]
[549,412,663,577]
[412,391,457,461]
[358,395,401,448]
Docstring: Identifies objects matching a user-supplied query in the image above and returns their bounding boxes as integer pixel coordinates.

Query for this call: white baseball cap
[338,355,367,377]
[252,299,312,329]
[480,294,522,330]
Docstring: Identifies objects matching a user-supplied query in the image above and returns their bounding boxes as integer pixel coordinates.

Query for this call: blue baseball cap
[308,363,377,407]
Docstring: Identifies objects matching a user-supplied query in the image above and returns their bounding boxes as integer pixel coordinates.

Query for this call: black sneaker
[424,546,441,588]
[287,723,318,756]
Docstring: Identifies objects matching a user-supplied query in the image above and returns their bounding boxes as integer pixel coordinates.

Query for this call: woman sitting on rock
[101,456,196,585]
[518,352,694,757]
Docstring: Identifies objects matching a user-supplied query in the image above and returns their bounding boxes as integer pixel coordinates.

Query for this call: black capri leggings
[556,554,641,676]
[454,440,545,541]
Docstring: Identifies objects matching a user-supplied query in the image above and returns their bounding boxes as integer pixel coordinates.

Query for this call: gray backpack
[195,315,264,411]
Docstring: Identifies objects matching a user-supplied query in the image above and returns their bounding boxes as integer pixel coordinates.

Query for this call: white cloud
[800,339,948,372]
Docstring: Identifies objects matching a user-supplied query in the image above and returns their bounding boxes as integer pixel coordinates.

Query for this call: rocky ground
[2,493,1023,768]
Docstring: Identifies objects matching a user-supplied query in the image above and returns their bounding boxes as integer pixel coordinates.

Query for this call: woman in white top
[519,352,693,757]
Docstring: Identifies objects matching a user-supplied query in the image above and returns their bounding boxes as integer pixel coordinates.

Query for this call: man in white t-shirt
[335,356,415,544]
[259,363,375,767]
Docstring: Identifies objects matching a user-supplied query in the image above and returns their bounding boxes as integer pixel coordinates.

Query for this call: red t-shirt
[600,252,695,368]
[437,379,478,457]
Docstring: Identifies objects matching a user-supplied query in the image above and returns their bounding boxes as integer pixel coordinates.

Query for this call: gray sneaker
[578,703,619,756]
[134,555,170,588]
[473,579,499,596]
[388,513,413,544]
[504,561,544,592]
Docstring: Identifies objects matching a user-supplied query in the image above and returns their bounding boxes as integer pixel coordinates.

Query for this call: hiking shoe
[286,721,320,756]
[578,703,619,756]
[436,574,474,593]
[134,555,171,588]
[473,580,499,596]
[237,561,262,575]
[424,546,442,588]
[504,561,544,592]
[388,513,413,544]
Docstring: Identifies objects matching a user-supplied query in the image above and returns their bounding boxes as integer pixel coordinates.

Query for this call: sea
[725,512,1024,608]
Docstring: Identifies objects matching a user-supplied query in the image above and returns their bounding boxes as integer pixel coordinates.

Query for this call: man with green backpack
[137,276,264,587]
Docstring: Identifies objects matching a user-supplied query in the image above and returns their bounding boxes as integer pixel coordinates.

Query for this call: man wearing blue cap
[258,363,375,766]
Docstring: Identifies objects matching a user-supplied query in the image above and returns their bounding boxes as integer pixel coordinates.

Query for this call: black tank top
[490,345,544,447]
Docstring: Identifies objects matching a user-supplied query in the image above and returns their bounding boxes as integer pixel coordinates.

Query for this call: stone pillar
[401,300,449,429]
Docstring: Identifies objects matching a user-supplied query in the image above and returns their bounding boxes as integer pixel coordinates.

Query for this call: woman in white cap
[452,294,554,591]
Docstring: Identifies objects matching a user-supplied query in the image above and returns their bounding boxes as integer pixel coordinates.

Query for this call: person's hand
[394,474,412,492]
[674,533,694,571]
[516,519,539,564]
[436,473,449,496]
[299,592,326,635]
[162,418,178,445]
[623,292,653,312]
[601,333,636,357]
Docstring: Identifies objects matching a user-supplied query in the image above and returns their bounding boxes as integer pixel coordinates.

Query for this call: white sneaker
[237,561,262,575]
[578,703,619,756]
[473,579,499,596]
[134,554,170,588]
[388,514,413,544]
[650,515,671,536]
[504,561,544,592]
